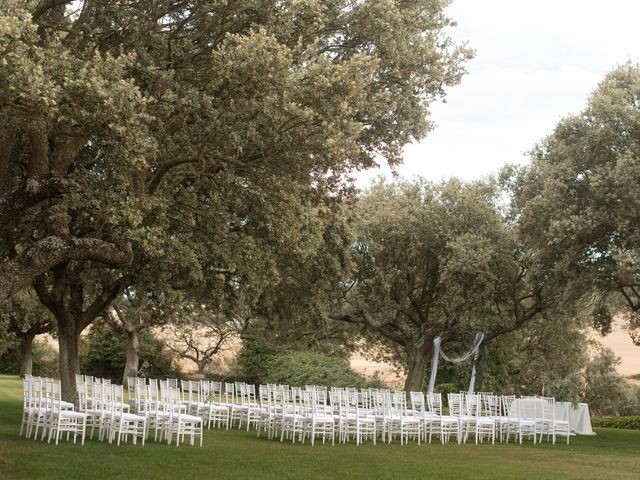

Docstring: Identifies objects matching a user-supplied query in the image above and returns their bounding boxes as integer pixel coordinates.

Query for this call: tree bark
[197,359,208,375]
[122,327,140,388]
[19,332,36,378]
[0,236,133,302]
[56,311,81,404]
[403,342,432,393]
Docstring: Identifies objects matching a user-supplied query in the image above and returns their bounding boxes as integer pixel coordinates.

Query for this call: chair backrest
[540,396,555,421]
[166,378,178,389]
[409,392,425,412]
[448,393,464,416]
[483,395,501,417]
[501,395,516,417]
[519,398,539,420]
[224,382,235,403]
[466,394,482,417]
[427,393,442,415]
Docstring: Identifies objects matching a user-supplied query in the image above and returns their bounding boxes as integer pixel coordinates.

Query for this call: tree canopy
[331,179,566,392]
[506,62,640,343]
[0,0,471,400]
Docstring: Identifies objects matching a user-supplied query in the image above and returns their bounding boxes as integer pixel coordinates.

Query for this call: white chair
[198,381,230,429]
[103,385,147,446]
[504,397,538,444]
[46,382,87,445]
[383,391,421,445]
[435,393,461,445]
[539,397,570,444]
[300,390,335,446]
[465,394,496,444]
[162,388,203,447]
[337,391,376,445]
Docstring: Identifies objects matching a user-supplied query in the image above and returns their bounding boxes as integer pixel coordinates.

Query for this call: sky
[357,0,640,187]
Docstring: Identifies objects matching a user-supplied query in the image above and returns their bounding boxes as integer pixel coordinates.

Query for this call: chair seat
[311,415,335,422]
[60,410,86,419]
[175,413,203,423]
[120,412,146,422]
[203,404,230,412]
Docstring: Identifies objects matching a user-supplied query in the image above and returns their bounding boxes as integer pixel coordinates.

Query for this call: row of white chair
[25,375,570,447]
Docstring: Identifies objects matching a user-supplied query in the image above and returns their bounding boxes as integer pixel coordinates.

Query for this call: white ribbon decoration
[427,332,484,394]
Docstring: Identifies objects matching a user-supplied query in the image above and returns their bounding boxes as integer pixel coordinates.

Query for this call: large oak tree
[507,63,640,343]
[332,179,569,392]
[1,1,471,400]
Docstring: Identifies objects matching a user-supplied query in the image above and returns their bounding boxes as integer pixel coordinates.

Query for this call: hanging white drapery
[427,332,484,394]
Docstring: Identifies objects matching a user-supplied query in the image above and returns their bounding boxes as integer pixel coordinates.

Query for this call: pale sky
[357,0,640,187]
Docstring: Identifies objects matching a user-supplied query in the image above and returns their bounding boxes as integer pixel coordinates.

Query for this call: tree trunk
[122,327,140,387]
[19,332,36,378]
[56,314,81,404]
[197,359,207,375]
[403,343,432,393]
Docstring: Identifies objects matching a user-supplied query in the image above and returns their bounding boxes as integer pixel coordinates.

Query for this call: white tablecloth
[508,400,595,435]
[556,401,595,435]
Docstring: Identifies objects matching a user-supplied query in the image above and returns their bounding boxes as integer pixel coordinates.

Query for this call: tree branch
[0,177,70,233]
[0,236,133,302]
[32,0,73,23]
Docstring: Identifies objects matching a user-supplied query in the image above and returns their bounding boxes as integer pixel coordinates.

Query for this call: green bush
[0,338,58,377]
[233,333,281,384]
[591,416,640,430]
[263,350,383,388]
[232,332,383,388]
[80,322,180,382]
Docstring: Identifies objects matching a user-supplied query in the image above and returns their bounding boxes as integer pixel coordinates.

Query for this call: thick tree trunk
[403,343,432,393]
[19,333,36,378]
[57,314,81,404]
[122,327,140,387]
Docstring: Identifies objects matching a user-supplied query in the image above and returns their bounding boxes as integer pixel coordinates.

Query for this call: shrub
[0,338,58,377]
[591,416,640,430]
[80,322,180,382]
[232,332,383,388]
[263,350,383,388]
[232,333,281,384]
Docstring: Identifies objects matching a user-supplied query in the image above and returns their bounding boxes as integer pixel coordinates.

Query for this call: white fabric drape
[427,332,484,394]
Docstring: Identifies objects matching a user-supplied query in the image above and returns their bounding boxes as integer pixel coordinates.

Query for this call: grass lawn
[1,375,639,480]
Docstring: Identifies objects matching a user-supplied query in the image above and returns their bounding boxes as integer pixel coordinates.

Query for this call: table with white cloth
[508,400,595,435]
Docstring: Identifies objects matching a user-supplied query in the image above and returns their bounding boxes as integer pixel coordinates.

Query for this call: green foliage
[0,338,58,377]
[508,63,640,338]
[336,178,569,391]
[80,323,180,382]
[263,350,382,389]
[232,332,380,388]
[547,374,584,404]
[233,333,282,384]
[591,416,640,430]
[582,347,640,416]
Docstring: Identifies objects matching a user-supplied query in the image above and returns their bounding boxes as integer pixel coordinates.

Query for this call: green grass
[1,375,639,480]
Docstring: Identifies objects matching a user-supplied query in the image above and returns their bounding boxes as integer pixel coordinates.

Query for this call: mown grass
[1,375,639,480]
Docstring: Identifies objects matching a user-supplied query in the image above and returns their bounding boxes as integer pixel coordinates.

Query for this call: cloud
[357,0,640,186]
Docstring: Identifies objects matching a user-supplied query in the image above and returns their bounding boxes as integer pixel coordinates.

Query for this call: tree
[102,289,178,387]
[332,179,567,392]
[0,1,471,401]
[506,63,640,343]
[0,289,54,377]
[79,320,180,382]
[164,304,243,375]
